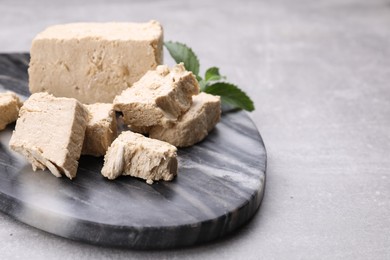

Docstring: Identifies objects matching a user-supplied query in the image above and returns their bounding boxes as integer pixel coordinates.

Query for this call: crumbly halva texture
[113,63,200,129]
[9,92,88,179]
[82,103,118,157]
[101,131,178,184]
[29,21,163,104]
[149,92,221,147]
[0,91,23,130]
[127,124,151,135]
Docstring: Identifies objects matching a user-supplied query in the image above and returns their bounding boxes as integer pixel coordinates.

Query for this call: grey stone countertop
[1,0,390,259]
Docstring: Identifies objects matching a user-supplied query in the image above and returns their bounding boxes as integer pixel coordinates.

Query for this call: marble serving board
[0,53,267,249]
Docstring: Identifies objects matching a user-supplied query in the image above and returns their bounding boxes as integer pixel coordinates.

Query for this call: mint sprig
[164,41,255,112]
[204,83,254,112]
[164,41,200,77]
[205,67,224,82]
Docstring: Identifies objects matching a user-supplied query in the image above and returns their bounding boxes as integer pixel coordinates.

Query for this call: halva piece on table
[82,103,118,157]
[9,92,88,179]
[0,91,22,130]
[29,21,163,104]
[149,92,221,147]
[113,63,200,129]
[101,131,178,184]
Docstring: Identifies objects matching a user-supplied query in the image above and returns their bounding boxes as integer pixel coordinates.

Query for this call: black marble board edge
[0,121,266,249]
[0,131,266,249]
[1,186,265,250]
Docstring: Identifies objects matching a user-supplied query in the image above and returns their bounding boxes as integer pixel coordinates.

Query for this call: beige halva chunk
[149,92,221,147]
[82,103,118,157]
[29,21,163,104]
[101,131,178,184]
[0,91,22,130]
[114,64,199,129]
[9,93,88,179]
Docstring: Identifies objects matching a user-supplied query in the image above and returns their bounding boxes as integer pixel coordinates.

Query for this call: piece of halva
[149,92,221,147]
[101,131,178,183]
[0,91,22,130]
[113,63,199,128]
[9,92,88,179]
[82,103,118,157]
[29,21,163,104]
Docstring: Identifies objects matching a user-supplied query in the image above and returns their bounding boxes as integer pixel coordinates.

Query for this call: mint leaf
[164,41,200,76]
[204,82,255,111]
[205,67,223,82]
[165,41,255,112]
[198,79,207,92]
[196,75,203,83]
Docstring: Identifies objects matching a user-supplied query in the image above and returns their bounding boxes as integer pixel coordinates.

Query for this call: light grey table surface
[1,0,390,259]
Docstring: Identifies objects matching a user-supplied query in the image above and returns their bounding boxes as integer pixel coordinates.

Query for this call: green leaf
[198,79,207,91]
[164,41,200,76]
[164,41,255,112]
[205,67,222,81]
[196,75,203,83]
[204,82,255,111]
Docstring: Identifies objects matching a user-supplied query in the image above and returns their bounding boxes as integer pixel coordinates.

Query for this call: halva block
[101,131,177,184]
[113,63,199,129]
[29,21,163,104]
[149,92,221,147]
[0,91,22,130]
[9,92,88,179]
[82,103,118,157]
